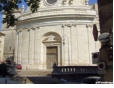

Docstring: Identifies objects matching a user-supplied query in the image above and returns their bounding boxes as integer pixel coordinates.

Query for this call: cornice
[17,13,96,27]
[18,6,96,21]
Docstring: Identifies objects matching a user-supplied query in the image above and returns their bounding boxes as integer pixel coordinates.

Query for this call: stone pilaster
[21,29,29,65]
[61,25,65,66]
[65,24,72,66]
[71,24,78,65]
[18,30,23,64]
[62,25,68,65]
[86,24,96,65]
[62,24,71,66]
[77,24,90,65]
[28,28,35,65]
[57,45,61,66]
[15,31,19,63]
[34,27,40,65]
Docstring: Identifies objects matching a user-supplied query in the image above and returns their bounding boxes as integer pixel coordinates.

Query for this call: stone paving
[17,70,52,77]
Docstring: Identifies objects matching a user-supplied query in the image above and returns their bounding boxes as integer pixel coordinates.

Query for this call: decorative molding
[85,0,89,5]
[18,29,23,32]
[16,31,20,34]
[23,28,30,32]
[61,24,65,28]
[21,26,40,31]
[72,24,77,27]
[69,0,73,5]
[86,24,93,28]
[62,24,77,27]
[46,34,56,42]
[27,28,30,32]
[62,0,74,6]
[62,0,67,5]
[17,8,96,25]
[31,27,36,30]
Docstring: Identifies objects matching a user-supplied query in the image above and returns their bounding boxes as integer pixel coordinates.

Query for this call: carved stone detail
[69,0,73,5]
[62,24,77,28]
[85,0,89,5]
[46,34,56,42]
[86,24,93,28]
[62,0,67,5]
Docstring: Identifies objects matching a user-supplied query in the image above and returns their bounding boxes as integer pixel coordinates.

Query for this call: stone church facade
[15,0,100,70]
[0,32,5,62]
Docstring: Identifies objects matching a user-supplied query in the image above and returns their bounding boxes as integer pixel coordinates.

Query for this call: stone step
[17,70,53,77]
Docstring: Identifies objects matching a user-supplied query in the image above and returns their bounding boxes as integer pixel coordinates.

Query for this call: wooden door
[47,46,58,69]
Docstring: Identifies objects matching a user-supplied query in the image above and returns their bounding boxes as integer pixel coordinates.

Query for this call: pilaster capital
[18,29,23,32]
[61,24,77,28]
[69,0,73,5]
[65,24,72,27]
[61,24,65,28]
[86,24,93,28]
[31,27,36,30]
[31,26,40,30]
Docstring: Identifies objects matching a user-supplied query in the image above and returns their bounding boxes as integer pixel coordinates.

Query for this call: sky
[88,0,98,5]
[0,0,27,31]
[0,0,98,31]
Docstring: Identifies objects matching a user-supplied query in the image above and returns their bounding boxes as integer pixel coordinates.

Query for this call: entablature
[18,6,96,21]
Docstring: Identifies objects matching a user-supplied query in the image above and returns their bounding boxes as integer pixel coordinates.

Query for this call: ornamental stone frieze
[61,0,88,6]
[19,26,40,31]
[43,0,88,6]
[69,0,73,5]
[62,0,67,5]
[61,24,77,28]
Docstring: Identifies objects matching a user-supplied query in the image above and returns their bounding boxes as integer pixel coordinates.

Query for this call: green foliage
[0,0,40,28]
[27,0,40,13]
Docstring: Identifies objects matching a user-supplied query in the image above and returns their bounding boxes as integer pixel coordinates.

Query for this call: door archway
[42,32,62,69]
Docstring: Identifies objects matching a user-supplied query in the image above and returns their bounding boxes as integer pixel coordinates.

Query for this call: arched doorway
[42,32,61,69]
